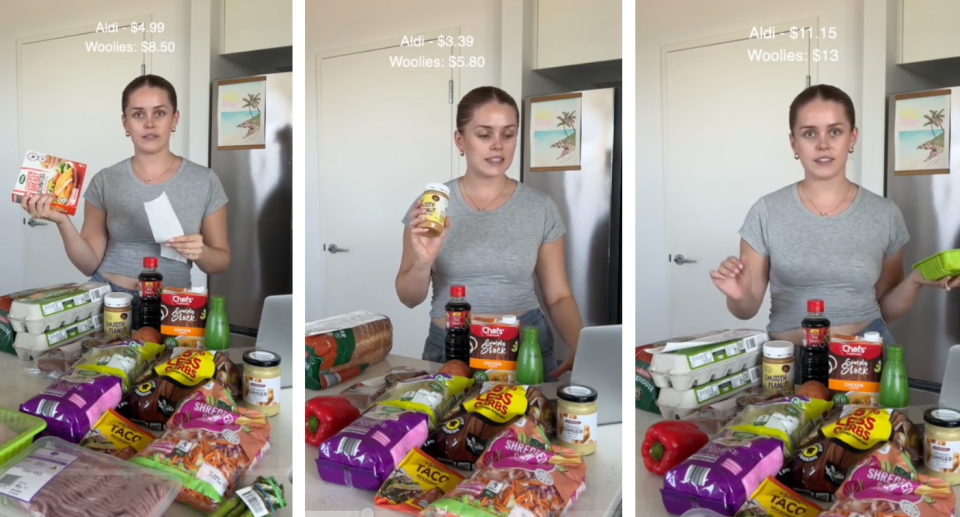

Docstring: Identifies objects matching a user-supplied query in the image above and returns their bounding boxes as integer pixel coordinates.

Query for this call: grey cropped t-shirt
[739,183,910,334]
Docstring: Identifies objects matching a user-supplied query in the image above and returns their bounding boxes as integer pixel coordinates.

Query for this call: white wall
[0,0,198,294]
[306,0,514,322]
[636,0,868,344]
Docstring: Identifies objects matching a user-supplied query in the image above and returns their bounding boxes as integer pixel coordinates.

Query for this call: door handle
[673,254,696,265]
[328,244,349,254]
[26,218,47,228]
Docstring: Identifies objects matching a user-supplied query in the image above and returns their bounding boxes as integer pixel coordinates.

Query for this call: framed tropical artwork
[530,93,582,172]
[217,76,267,150]
[894,89,950,176]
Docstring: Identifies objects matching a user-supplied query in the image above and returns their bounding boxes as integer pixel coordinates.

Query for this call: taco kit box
[12,151,87,216]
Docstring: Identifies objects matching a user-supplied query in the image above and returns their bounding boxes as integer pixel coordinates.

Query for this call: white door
[665,32,810,336]
[319,41,453,358]
[20,28,144,288]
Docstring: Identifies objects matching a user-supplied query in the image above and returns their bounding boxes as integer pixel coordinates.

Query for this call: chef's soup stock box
[12,151,86,216]
[469,315,520,372]
[160,287,207,347]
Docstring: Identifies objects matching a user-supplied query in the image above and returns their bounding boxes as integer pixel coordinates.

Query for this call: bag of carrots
[131,384,271,514]
[422,416,588,517]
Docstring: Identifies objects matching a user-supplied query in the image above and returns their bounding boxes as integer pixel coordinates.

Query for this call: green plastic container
[0,407,46,467]
[913,250,960,281]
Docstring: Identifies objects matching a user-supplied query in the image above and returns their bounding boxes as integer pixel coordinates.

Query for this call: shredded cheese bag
[79,408,154,460]
[375,448,464,514]
[735,477,822,517]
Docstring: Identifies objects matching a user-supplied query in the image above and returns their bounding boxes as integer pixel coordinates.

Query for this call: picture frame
[894,89,951,176]
[217,76,267,150]
[529,93,582,172]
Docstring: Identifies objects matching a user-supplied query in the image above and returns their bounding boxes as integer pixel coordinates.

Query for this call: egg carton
[656,365,762,420]
[9,282,111,334]
[649,332,767,391]
[13,313,104,361]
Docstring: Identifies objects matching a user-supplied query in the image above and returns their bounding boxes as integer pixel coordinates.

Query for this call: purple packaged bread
[19,370,123,443]
[317,404,430,491]
[661,435,785,516]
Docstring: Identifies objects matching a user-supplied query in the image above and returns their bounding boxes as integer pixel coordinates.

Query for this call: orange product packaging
[828,334,883,405]
[469,315,520,371]
[160,286,207,347]
[12,151,87,216]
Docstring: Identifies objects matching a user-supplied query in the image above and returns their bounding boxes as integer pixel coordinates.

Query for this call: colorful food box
[13,151,87,216]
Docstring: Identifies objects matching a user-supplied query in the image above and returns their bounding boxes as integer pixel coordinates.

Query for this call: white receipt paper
[144,192,187,263]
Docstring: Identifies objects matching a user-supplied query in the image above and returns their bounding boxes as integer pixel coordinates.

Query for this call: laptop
[570,325,622,425]
[255,295,293,388]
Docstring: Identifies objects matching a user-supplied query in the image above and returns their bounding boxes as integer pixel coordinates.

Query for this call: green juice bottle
[204,296,231,351]
[516,327,544,386]
[879,345,909,409]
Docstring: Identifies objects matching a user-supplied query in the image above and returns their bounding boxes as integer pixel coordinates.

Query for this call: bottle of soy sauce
[136,257,163,332]
[444,286,471,365]
[799,299,830,386]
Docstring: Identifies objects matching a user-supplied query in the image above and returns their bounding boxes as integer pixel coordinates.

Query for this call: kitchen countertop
[0,346,292,517]
[635,395,960,515]
[305,354,623,516]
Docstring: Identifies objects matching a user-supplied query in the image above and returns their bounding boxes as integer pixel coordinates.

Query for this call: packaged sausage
[661,435,786,516]
[375,447,464,515]
[79,408,155,460]
[822,442,956,517]
[776,406,922,502]
[19,370,124,443]
[422,426,587,517]
[132,391,270,514]
[0,436,181,517]
[306,311,393,390]
[318,405,432,491]
[422,384,555,470]
[12,151,87,216]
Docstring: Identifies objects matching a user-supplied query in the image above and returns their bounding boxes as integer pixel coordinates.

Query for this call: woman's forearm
[726,293,762,321]
[545,295,584,355]
[56,220,101,276]
[879,276,923,322]
[196,245,231,275]
[396,262,432,308]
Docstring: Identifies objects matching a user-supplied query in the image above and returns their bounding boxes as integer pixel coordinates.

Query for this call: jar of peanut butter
[419,183,450,238]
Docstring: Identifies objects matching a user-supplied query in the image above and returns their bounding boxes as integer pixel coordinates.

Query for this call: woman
[21,75,230,305]
[710,84,959,346]
[396,86,584,379]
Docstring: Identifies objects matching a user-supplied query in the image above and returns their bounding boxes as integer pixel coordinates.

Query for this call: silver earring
[125,132,130,137]
[460,151,464,156]
[795,154,799,160]
[172,127,176,133]
[849,148,854,154]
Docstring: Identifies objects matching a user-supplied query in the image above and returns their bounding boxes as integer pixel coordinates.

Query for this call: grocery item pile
[0,280,287,517]
[639,318,960,516]
[309,359,594,517]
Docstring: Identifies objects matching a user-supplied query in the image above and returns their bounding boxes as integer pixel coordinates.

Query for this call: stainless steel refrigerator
[886,85,960,390]
[208,72,293,336]
[521,87,622,366]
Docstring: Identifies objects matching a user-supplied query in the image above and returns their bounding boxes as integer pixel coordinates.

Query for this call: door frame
[314,27,461,318]
[16,15,152,282]
[658,17,819,334]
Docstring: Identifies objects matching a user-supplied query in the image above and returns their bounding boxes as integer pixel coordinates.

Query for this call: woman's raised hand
[710,256,752,300]
[408,201,450,266]
[909,268,960,291]
[21,193,67,225]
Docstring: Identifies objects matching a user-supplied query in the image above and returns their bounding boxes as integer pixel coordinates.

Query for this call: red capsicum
[642,420,710,476]
[306,396,361,447]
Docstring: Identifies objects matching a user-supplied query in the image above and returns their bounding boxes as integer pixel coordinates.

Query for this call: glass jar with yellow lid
[418,183,450,238]
[923,407,960,485]
[557,385,598,456]
[242,350,282,417]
